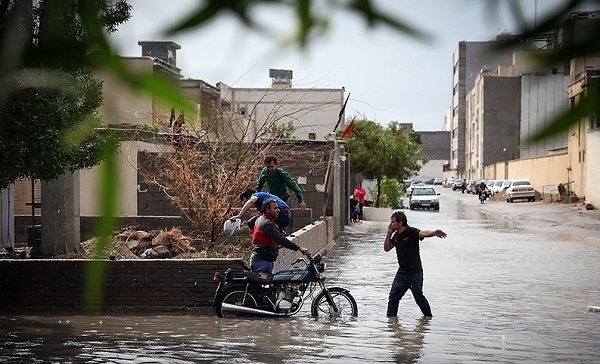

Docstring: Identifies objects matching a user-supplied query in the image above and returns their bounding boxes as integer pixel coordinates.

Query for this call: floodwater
[2,189,600,363]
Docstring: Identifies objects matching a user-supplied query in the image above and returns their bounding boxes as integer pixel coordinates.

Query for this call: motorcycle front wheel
[311,287,358,317]
[215,285,260,318]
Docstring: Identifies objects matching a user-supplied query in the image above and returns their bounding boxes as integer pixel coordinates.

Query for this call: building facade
[465,74,521,181]
[451,35,535,178]
[419,131,451,178]
[464,49,571,181]
[218,70,345,142]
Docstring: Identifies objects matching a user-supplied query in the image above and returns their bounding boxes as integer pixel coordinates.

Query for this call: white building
[219,69,346,141]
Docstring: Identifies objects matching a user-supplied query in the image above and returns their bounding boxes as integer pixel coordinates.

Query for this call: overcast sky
[108,0,597,131]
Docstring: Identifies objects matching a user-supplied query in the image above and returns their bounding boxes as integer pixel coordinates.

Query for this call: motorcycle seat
[247,271,273,283]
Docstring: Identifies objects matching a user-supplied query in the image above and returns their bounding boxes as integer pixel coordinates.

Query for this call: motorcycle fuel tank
[272,267,310,283]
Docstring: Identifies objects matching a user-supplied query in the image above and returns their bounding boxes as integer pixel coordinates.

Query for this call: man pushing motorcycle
[241,198,310,274]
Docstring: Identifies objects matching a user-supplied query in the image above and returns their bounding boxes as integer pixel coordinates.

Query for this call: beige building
[567,65,600,205]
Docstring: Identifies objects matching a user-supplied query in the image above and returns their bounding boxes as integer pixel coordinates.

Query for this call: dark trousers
[249,256,274,274]
[387,270,432,317]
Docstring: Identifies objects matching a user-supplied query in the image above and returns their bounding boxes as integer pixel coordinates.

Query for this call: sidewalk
[483,198,600,241]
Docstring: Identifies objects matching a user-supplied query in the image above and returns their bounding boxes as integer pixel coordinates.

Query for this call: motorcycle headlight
[317,262,325,272]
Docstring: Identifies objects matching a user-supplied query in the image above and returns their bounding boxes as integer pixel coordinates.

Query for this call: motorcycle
[213,254,358,318]
[479,190,486,203]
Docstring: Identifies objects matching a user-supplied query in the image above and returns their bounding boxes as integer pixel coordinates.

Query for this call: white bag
[223,218,241,236]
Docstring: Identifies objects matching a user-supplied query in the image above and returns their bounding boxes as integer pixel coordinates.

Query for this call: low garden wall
[0,218,335,313]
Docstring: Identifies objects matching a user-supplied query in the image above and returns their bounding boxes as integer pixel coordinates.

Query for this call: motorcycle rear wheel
[311,287,358,317]
[215,285,260,318]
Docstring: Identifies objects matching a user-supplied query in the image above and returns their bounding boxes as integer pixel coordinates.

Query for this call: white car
[443,178,455,188]
[406,181,425,195]
[409,186,440,210]
[506,180,536,203]
[492,180,505,195]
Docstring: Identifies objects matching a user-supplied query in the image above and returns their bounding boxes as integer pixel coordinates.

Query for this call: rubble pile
[2,226,252,260]
[106,227,197,259]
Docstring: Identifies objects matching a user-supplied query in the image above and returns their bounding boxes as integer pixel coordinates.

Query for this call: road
[1,187,599,363]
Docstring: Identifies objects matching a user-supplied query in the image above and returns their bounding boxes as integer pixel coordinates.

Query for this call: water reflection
[387,317,429,363]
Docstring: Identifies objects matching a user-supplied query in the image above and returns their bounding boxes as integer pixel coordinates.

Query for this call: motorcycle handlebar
[291,255,313,266]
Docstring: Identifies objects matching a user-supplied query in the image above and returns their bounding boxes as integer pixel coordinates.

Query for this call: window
[308,132,316,140]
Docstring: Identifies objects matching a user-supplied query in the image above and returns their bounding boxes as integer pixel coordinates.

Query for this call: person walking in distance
[349,194,359,223]
[256,156,307,210]
[384,211,447,318]
[353,182,366,221]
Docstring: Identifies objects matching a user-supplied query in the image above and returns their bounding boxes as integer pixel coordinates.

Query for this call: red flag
[340,120,354,139]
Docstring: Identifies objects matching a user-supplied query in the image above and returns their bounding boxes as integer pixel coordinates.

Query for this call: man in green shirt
[256,156,307,209]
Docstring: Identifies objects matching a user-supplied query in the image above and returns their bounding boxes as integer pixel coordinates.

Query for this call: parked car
[486,180,496,192]
[492,180,506,195]
[466,180,476,194]
[469,179,483,194]
[424,178,435,185]
[433,177,443,185]
[409,186,440,210]
[406,180,425,195]
[506,179,536,202]
[452,179,466,192]
[443,178,455,188]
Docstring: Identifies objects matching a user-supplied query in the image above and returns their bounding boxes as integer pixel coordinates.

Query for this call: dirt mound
[489,190,506,202]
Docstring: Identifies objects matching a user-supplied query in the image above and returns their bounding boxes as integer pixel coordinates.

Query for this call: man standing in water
[384,211,447,318]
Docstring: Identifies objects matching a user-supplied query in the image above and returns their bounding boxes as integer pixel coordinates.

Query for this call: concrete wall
[81,140,166,217]
[97,58,156,127]
[362,207,394,222]
[519,75,570,158]
[483,152,569,194]
[0,218,334,313]
[418,160,446,180]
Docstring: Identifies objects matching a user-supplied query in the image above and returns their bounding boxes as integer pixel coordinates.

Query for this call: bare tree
[143,89,332,252]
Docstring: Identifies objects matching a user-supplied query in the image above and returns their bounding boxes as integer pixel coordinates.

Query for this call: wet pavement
[1,188,599,363]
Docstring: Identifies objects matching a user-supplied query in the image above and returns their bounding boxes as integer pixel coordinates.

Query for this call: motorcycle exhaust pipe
[221,303,284,316]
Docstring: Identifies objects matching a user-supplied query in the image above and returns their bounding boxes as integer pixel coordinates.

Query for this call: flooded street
[2,188,600,363]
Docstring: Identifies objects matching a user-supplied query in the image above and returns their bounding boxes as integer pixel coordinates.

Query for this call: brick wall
[0,218,333,313]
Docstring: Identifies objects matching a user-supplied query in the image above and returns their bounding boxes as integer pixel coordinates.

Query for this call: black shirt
[391,226,424,273]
